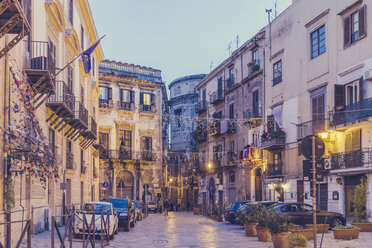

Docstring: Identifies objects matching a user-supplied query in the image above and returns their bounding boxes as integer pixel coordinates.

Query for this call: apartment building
[98,60,167,204]
[195,31,266,213]
[0,0,103,244]
[262,0,372,220]
[168,74,206,208]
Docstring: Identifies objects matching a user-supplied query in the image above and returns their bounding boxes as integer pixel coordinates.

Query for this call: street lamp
[207,162,212,169]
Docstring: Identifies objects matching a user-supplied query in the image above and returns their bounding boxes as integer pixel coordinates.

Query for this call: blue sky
[89,0,292,85]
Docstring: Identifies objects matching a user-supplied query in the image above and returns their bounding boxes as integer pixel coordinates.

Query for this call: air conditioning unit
[324,158,332,170]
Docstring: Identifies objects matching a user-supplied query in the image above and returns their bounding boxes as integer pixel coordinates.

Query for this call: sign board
[301,135,325,160]
[154,188,161,194]
[193,186,199,190]
[153,184,160,188]
[303,159,326,181]
[102,182,109,188]
[60,182,67,190]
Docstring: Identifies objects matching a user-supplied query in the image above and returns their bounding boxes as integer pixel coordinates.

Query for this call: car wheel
[123,220,130,232]
[330,217,344,228]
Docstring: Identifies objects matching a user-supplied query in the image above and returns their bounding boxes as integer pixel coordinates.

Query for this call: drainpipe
[262,47,266,201]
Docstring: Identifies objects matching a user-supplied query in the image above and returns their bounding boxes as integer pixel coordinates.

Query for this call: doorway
[255,168,262,201]
[345,174,365,218]
[116,170,134,198]
[297,180,304,203]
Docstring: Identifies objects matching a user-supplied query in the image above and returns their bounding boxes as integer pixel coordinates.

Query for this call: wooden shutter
[140,92,144,104]
[359,5,367,38]
[334,85,345,110]
[120,89,123,102]
[151,94,155,105]
[345,133,352,152]
[359,77,364,101]
[108,87,112,100]
[344,16,351,47]
[352,129,361,151]
[267,115,275,133]
[130,90,135,103]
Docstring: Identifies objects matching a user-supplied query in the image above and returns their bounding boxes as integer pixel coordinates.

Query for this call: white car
[74,202,118,239]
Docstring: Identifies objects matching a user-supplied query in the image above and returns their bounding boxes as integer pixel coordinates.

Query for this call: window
[344,5,366,46]
[120,89,132,103]
[346,80,359,105]
[142,93,151,105]
[274,152,282,165]
[228,68,235,87]
[175,109,182,127]
[69,0,73,25]
[80,149,84,172]
[217,77,223,96]
[67,66,73,90]
[311,25,326,59]
[273,60,282,85]
[99,87,112,101]
[141,137,152,151]
[81,86,84,105]
[345,129,361,152]
[81,25,84,50]
[252,49,259,64]
[99,132,109,150]
[252,90,259,117]
[229,104,234,119]
[229,171,235,183]
[202,89,206,106]
[119,130,132,150]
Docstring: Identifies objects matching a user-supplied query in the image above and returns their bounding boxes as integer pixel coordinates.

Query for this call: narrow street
[24,212,372,248]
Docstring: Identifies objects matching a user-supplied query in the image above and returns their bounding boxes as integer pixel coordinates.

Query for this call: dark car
[224,202,249,224]
[235,201,278,224]
[270,202,346,228]
[109,198,136,231]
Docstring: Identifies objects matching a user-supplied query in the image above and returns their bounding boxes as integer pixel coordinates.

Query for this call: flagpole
[53,35,105,78]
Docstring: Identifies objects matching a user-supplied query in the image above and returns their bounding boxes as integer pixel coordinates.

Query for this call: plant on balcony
[261,129,285,142]
[352,178,372,231]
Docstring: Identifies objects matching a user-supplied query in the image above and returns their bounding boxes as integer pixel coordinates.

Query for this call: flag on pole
[81,36,105,74]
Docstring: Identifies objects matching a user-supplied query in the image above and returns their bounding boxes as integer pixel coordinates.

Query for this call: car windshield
[148,202,156,205]
[132,201,139,208]
[109,199,128,209]
[83,203,111,215]
[232,203,243,211]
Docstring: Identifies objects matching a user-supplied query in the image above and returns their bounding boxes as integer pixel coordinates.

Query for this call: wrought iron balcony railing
[227,151,238,165]
[47,81,75,115]
[296,118,327,140]
[99,99,113,109]
[139,104,156,113]
[196,101,207,113]
[248,60,260,75]
[117,101,135,111]
[140,150,156,161]
[331,148,372,170]
[75,101,88,127]
[329,97,372,126]
[210,90,223,104]
[267,163,283,178]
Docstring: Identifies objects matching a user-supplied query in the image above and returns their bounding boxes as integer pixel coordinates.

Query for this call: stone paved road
[24,212,371,248]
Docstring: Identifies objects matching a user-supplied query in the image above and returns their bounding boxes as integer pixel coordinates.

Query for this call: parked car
[74,202,118,239]
[270,202,346,228]
[148,201,157,212]
[132,200,143,221]
[224,201,249,224]
[235,201,278,224]
[109,198,136,231]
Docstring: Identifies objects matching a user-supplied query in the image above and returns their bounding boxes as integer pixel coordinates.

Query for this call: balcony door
[311,87,325,134]
[119,130,132,159]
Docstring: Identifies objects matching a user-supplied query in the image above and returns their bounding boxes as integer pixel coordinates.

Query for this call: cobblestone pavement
[24,212,371,248]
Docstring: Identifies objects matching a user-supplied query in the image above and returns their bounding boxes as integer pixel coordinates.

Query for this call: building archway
[116,170,134,199]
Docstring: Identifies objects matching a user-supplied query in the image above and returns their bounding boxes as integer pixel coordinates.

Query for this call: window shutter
[141,136,145,150]
[334,85,345,110]
[359,5,367,38]
[140,92,144,104]
[359,77,364,101]
[267,115,275,133]
[108,87,112,100]
[130,90,135,103]
[352,129,361,151]
[151,94,155,105]
[120,89,123,102]
[149,137,152,150]
[345,133,352,152]
[344,16,351,47]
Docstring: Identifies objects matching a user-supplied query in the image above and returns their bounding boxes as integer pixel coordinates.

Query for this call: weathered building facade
[0,0,103,245]
[98,60,167,204]
[168,74,206,208]
[196,32,266,214]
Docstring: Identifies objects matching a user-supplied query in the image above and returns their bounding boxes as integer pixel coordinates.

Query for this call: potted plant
[266,212,290,248]
[242,204,259,237]
[291,226,313,240]
[352,178,372,232]
[193,204,201,215]
[254,204,271,242]
[288,233,307,248]
[333,225,361,240]
[306,224,329,233]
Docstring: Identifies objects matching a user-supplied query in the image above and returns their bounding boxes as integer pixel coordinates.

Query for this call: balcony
[248,60,260,75]
[23,41,56,106]
[330,148,372,171]
[72,101,88,128]
[139,104,156,113]
[99,99,113,109]
[273,75,282,85]
[208,120,221,136]
[82,116,97,141]
[297,118,327,140]
[225,78,235,91]
[329,97,372,127]
[227,121,236,133]
[210,90,223,105]
[46,80,75,119]
[192,130,208,143]
[196,101,207,113]
[227,151,238,165]
[266,163,283,178]
[0,0,31,59]
[260,131,286,149]
[107,149,133,160]
[140,150,156,161]
[117,101,135,111]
